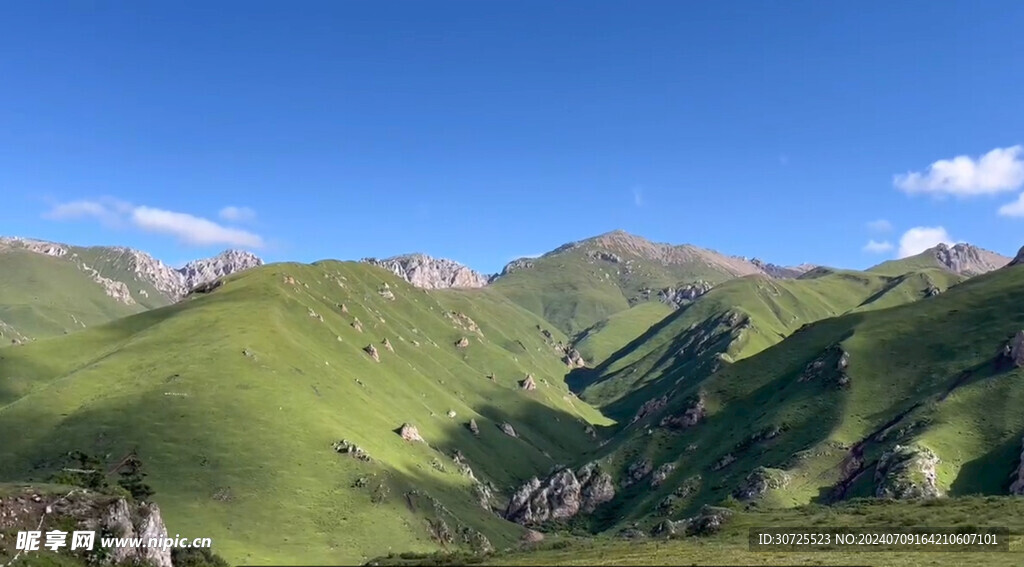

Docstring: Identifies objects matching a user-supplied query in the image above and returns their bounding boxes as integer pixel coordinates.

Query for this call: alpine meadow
[3,2,1024,566]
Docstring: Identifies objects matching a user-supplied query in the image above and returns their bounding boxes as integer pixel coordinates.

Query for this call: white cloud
[863,239,894,254]
[998,192,1024,218]
[44,198,264,249]
[894,145,1024,196]
[866,219,893,233]
[131,207,264,248]
[897,226,955,258]
[632,186,644,207]
[218,206,256,222]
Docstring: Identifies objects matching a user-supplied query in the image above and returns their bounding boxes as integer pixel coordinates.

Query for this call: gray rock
[504,463,615,525]
[362,254,489,289]
[734,466,790,500]
[398,423,424,443]
[1001,331,1024,368]
[875,444,941,499]
[499,422,518,438]
[364,344,380,362]
[1009,436,1024,495]
[650,463,676,488]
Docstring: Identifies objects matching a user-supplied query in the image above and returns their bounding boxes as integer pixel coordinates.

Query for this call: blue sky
[2,1,1024,273]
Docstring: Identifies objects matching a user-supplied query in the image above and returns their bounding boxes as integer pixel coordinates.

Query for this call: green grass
[0,261,612,565]
[573,302,674,366]
[490,231,763,337]
[483,497,1024,566]
[566,262,1024,536]
[0,244,173,342]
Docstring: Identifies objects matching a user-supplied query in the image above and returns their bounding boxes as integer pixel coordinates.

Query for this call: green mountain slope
[571,267,963,415]
[869,242,1009,277]
[489,230,783,337]
[0,238,260,342]
[0,261,610,565]
[572,302,674,366]
[0,247,150,342]
[573,260,1024,534]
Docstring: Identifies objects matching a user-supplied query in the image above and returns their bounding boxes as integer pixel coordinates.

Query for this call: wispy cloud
[897,226,955,258]
[632,186,644,207]
[218,205,257,223]
[862,239,894,254]
[44,198,264,249]
[894,145,1024,196]
[866,219,892,233]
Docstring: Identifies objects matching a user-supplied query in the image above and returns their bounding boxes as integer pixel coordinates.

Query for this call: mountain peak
[926,242,1008,276]
[363,253,490,289]
[177,249,264,292]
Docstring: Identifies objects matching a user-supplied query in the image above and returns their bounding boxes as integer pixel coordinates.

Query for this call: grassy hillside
[0,249,151,342]
[570,261,1024,535]
[571,268,963,415]
[490,231,768,337]
[0,241,179,342]
[572,302,674,367]
[478,497,1024,566]
[0,261,611,565]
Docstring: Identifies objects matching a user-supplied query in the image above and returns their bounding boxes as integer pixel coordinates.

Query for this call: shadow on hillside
[950,433,1021,497]
[565,305,691,395]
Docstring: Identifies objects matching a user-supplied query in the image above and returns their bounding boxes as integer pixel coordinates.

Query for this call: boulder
[499,422,518,438]
[398,423,424,443]
[333,439,371,462]
[352,319,363,333]
[632,395,668,425]
[382,338,394,352]
[363,344,380,362]
[446,410,456,419]
[520,375,537,391]
[455,337,470,348]
[467,419,480,436]
[520,529,545,544]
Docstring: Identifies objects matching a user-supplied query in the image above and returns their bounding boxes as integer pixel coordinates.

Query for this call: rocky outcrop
[659,395,706,430]
[0,487,172,567]
[1009,436,1024,494]
[333,439,371,462]
[632,395,669,425]
[177,250,263,293]
[362,254,490,289]
[455,337,470,349]
[363,344,380,362]
[799,344,851,387]
[561,347,586,369]
[499,422,518,438]
[999,331,1024,368]
[504,463,615,525]
[622,458,653,487]
[874,444,941,499]
[657,281,713,308]
[650,463,676,488]
[928,243,1008,276]
[651,505,733,539]
[1,237,262,302]
[382,338,394,352]
[734,467,791,501]
[750,259,815,279]
[520,375,537,391]
[499,258,535,276]
[467,419,480,436]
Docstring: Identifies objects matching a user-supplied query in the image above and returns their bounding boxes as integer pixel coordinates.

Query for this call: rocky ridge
[0,237,262,303]
[362,253,491,289]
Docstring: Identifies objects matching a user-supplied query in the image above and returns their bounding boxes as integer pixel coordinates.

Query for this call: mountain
[513,259,1024,540]
[0,260,609,565]
[362,254,491,289]
[0,237,261,341]
[870,243,1010,277]
[488,230,789,337]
